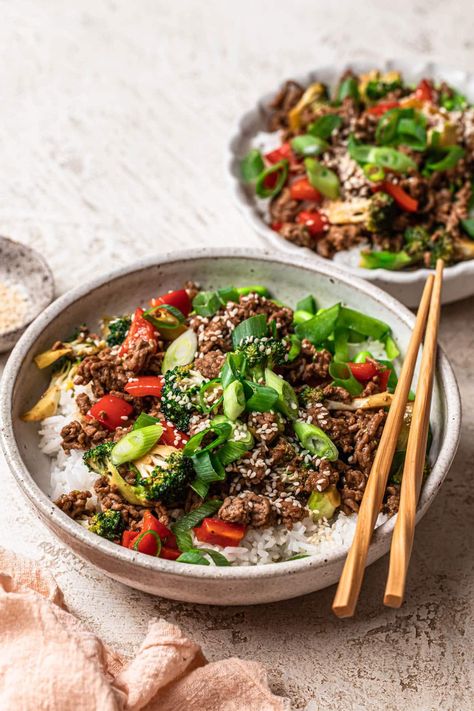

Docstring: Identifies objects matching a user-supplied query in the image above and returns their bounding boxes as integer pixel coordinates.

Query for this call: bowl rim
[226,57,474,287]
[0,247,461,581]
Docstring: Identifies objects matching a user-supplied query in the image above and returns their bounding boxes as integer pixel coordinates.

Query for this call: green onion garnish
[243,381,279,413]
[264,369,298,420]
[221,352,247,389]
[291,134,328,157]
[304,157,340,199]
[240,149,265,183]
[308,114,342,140]
[171,500,222,552]
[190,451,226,498]
[223,380,246,421]
[111,424,163,466]
[255,159,289,199]
[132,412,160,430]
[293,420,338,461]
[162,329,197,373]
[183,421,232,457]
[132,529,162,556]
[199,378,223,414]
[232,314,268,348]
[176,549,211,565]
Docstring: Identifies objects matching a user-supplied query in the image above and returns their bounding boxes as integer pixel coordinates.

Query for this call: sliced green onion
[211,415,254,465]
[334,328,349,363]
[243,381,279,412]
[293,309,314,325]
[367,147,416,173]
[190,451,226,498]
[132,529,162,556]
[363,163,385,182]
[304,157,340,199]
[286,335,302,362]
[192,291,222,317]
[171,500,222,551]
[221,352,247,389]
[354,350,373,363]
[425,145,464,172]
[162,329,197,373]
[348,134,372,163]
[338,306,390,341]
[217,439,252,466]
[232,314,268,348]
[143,303,185,330]
[111,424,163,466]
[296,294,317,315]
[235,285,270,297]
[198,548,231,566]
[293,420,338,460]
[291,134,328,157]
[199,378,223,414]
[336,76,359,104]
[264,368,298,420]
[176,549,211,565]
[383,334,400,360]
[132,412,160,430]
[182,421,232,457]
[223,380,246,421]
[328,360,363,396]
[240,149,265,183]
[308,114,343,140]
[295,303,341,345]
[255,159,289,199]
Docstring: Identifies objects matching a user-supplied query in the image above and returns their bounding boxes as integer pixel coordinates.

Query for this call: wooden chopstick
[384,259,444,608]
[332,272,435,618]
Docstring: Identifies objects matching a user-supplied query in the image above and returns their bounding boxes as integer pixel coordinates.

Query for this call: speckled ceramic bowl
[0,236,54,352]
[0,249,461,605]
[227,59,474,307]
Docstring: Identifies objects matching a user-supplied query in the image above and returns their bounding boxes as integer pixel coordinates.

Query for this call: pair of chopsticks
[332,259,444,617]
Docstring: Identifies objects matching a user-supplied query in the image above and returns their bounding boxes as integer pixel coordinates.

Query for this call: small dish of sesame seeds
[0,236,54,352]
[228,59,474,306]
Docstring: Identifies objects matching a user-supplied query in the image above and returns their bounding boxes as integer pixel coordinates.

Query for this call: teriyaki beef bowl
[229,60,474,305]
[0,249,461,604]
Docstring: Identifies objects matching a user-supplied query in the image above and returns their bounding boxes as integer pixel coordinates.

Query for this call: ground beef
[383,484,400,516]
[279,222,313,249]
[281,344,332,386]
[339,467,367,514]
[76,393,91,416]
[323,384,351,402]
[316,224,364,259]
[304,460,339,493]
[269,188,300,224]
[279,499,305,528]
[55,490,92,519]
[60,419,110,451]
[267,80,304,131]
[189,314,234,354]
[267,437,296,466]
[227,445,268,483]
[247,411,281,444]
[75,348,133,398]
[193,350,226,379]
[218,492,275,528]
[353,408,386,473]
[122,338,157,373]
[233,294,294,336]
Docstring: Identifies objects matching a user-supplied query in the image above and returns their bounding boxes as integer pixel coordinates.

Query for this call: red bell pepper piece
[415,79,433,103]
[296,210,328,237]
[271,222,283,232]
[348,361,379,383]
[265,142,293,164]
[290,177,322,202]
[366,101,400,116]
[119,307,157,357]
[150,289,192,317]
[121,530,139,548]
[377,367,390,392]
[122,511,173,557]
[124,375,164,398]
[194,518,246,548]
[159,420,189,449]
[380,182,418,213]
[160,546,181,560]
[87,394,134,431]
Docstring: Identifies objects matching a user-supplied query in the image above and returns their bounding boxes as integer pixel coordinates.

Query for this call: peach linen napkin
[0,548,289,711]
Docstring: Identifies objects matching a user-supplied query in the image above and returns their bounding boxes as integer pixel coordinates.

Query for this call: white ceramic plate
[227,59,474,307]
[0,249,461,605]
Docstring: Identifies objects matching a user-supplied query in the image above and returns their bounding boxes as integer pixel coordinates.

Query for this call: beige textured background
[0,2,473,709]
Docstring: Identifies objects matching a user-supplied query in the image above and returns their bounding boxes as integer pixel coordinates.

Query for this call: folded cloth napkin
[0,548,289,710]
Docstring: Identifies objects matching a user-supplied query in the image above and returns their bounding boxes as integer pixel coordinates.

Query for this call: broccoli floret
[236,336,287,371]
[106,316,131,347]
[139,450,194,505]
[365,77,402,101]
[83,441,115,475]
[366,192,396,233]
[160,365,204,432]
[298,385,324,408]
[404,225,430,255]
[88,510,125,541]
[429,231,455,266]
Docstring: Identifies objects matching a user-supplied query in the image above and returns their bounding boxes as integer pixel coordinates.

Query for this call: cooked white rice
[40,378,387,566]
